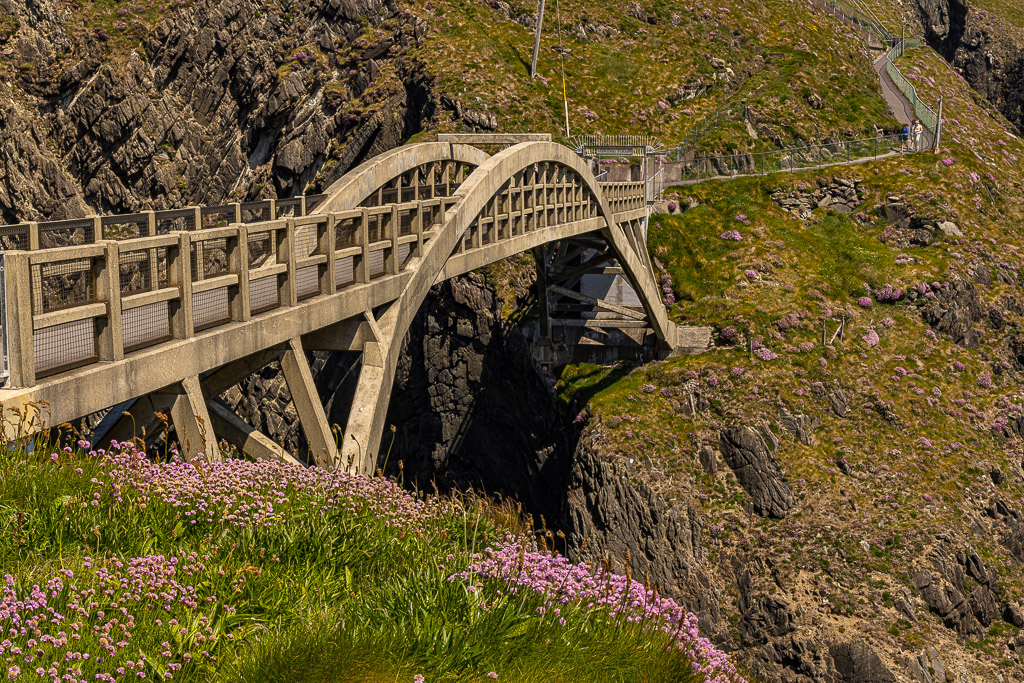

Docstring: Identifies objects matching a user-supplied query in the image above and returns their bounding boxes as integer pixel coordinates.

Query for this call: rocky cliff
[910,0,1024,134]
[0,0,434,221]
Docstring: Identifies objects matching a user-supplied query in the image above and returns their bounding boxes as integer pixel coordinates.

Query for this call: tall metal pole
[934,97,944,152]
[530,0,546,79]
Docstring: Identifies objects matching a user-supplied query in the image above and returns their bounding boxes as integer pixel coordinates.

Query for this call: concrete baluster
[26,222,39,251]
[96,241,124,362]
[320,215,337,295]
[170,232,195,339]
[279,219,298,307]
[387,205,399,274]
[4,251,35,387]
[357,208,370,283]
[229,224,250,322]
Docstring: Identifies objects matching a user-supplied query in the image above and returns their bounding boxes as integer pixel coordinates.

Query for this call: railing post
[357,208,370,283]
[143,211,159,290]
[229,224,251,322]
[279,218,298,307]
[414,201,425,257]
[232,203,242,224]
[26,222,39,251]
[4,251,35,387]
[387,205,399,274]
[267,198,277,221]
[170,232,195,339]
[298,196,307,217]
[89,216,102,243]
[96,241,124,362]
[321,214,337,295]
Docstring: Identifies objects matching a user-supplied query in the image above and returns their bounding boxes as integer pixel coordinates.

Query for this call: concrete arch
[340,141,677,473]
[314,142,491,213]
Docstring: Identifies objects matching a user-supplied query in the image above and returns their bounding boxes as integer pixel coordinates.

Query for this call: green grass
[0,435,708,682]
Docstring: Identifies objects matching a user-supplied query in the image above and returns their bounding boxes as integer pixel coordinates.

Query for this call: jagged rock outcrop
[912,0,1024,134]
[718,425,795,518]
[562,429,722,636]
[771,177,863,220]
[919,280,984,348]
[0,0,436,220]
[829,640,897,682]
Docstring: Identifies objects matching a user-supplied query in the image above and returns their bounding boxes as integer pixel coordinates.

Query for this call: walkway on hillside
[668,148,903,187]
[875,52,915,126]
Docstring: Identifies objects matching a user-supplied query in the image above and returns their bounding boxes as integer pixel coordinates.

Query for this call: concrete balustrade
[0,140,694,472]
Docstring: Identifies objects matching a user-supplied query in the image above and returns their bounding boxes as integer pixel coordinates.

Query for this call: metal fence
[886,38,940,143]
[663,134,907,186]
[666,107,741,162]
[807,0,894,45]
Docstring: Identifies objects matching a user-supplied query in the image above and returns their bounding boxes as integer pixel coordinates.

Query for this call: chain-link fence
[664,134,905,185]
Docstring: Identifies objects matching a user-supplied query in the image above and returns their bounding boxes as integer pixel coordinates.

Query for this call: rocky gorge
[4,0,1024,680]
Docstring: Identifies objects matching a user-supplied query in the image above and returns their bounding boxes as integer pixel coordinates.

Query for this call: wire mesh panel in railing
[39,219,95,249]
[33,257,96,315]
[191,237,230,280]
[34,318,97,378]
[123,302,172,352]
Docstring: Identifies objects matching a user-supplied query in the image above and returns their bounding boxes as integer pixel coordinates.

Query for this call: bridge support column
[338,310,393,476]
[280,337,338,469]
[207,398,302,467]
[169,375,221,462]
[94,393,175,450]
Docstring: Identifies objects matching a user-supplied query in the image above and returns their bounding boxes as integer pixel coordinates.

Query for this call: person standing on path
[899,123,910,152]
[912,119,924,152]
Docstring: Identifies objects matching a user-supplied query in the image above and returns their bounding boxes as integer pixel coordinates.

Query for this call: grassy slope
[555,43,1024,677]
[409,0,897,151]
[0,438,723,682]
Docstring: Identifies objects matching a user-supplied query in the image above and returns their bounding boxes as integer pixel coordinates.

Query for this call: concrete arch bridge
[0,137,707,473]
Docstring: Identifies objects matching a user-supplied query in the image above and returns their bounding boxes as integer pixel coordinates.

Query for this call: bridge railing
[0,166,647,389]
[0,194,331,253]
[1,196,451,387]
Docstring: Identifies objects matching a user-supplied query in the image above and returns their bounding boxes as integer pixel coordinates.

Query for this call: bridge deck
[0,150,651,452]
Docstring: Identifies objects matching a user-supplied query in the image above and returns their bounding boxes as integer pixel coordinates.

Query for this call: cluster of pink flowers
[1,555,218,681]
[457,543,745,683]
[718,230,743,241]
[92,442,436,530]
[873,284,902,303]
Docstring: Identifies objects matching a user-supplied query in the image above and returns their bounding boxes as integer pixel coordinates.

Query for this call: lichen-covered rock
[920,280,984,348]
[718,425,795,518]
[829,640,897,682]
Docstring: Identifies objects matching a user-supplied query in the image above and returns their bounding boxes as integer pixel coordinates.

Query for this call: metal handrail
[671,134,907,183]
[884,38,939,146]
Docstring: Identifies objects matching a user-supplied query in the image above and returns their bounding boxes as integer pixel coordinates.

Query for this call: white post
[530,0,546,78]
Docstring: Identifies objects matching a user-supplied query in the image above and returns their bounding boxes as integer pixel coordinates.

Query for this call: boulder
[829,640,897,682]
[718,425,795,518]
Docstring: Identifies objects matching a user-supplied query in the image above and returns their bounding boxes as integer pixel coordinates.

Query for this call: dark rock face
[912,544,1009,639]
[383,275,573,522]
[738,595,797,646]
[920,280,984,348]
[829,640,897,682]
[0,0,435,220]
[718,425,795,518]
[561,432,722,635]
[913,0,1024,134]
